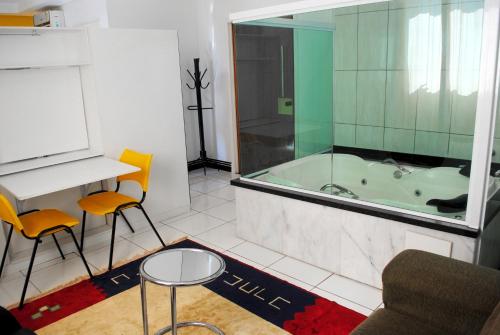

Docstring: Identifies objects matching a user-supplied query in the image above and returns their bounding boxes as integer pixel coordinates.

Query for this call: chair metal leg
[108,213,118,271]
[120,210,135,233]
[19,239,39,309]
[138,204,166,247]
[0,225,13,279]
[80,211,87,251]
[66,229,94,279]
[52,234,65,260]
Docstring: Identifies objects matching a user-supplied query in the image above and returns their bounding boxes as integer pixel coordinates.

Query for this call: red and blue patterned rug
[10,239,366,334]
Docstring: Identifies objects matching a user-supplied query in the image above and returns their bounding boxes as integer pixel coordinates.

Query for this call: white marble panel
[235,188,477,288]
[235,188,285,252]
[405,231,452,257]
[339,212,405,288]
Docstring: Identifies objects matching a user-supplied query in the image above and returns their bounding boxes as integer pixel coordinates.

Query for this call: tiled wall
[333,0,485,161]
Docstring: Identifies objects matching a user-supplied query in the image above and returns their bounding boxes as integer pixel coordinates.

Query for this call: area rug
[10,239,366,334]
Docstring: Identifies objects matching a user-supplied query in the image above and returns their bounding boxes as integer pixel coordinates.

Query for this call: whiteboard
[0,67,89,164]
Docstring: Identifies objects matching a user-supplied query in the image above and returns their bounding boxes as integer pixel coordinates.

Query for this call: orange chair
[0,194,94,309]
[78,149,166,271]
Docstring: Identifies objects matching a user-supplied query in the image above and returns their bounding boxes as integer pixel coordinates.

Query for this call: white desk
[0,156,140,202]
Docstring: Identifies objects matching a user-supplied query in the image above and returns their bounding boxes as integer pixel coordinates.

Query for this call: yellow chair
[78,149,166,271]
[0,194,94,309]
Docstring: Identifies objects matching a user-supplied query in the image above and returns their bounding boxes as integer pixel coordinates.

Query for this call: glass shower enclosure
[235,16,333,174]
[233,0,498,226]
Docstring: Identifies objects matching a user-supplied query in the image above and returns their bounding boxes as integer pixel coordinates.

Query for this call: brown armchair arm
[382,250,500,335]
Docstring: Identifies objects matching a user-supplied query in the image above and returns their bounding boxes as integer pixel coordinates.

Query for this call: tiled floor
[0,168,382,317]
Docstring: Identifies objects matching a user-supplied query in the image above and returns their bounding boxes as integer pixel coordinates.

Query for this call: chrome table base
[155,321,225,335]
[141,279,225,335]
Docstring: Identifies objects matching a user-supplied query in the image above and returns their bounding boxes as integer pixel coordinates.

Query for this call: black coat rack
[187,58,213,175]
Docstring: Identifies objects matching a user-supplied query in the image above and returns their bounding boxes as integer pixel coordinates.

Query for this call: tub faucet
[320,184,359,199]
[382,158,411,179]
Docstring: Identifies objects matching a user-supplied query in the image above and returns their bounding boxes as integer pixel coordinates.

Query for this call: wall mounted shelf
[0,26,86,35]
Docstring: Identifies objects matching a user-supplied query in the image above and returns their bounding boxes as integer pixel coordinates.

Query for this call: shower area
[231,0,500,288]
[235,20,333,174]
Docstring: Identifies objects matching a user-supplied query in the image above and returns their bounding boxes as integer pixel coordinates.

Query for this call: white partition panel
[89,28,190,221]
[0,67,89,164]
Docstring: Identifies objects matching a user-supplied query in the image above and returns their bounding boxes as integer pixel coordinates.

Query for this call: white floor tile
[167,213,225,236]
[190,195,227,212]
[229,242,284,267]
[189,237,225,253]
[269,257,332,286]
[190,179,227,194]
[117,219,157,239]
[204,202,236,222]
[63,224,129,256]
[188,169,210,178]
[223,251,265,270]
[28,256,96,293]
[311,288,373,316]
[0,269,24,284]
[207,186,235,201]
[0,276,40,308]
[262,268,313,291]
[196,223,243,250]
[317,274,382,310]
[125,225,186,251]
[189,175,206,185]
[209,171,240,183]
[162,209,199,225]
[189,190,203,198]
[85,239,145,271]
[20,252,80,276]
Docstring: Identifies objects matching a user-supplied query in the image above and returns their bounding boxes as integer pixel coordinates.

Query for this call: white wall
[61,0,109,27]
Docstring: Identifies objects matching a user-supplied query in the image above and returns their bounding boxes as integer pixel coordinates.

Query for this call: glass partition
[234,0,486,222]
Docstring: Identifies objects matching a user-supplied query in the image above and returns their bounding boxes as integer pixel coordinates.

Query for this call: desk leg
[100,181,110,226]
[15,199,25,214]
[80,185,89,198]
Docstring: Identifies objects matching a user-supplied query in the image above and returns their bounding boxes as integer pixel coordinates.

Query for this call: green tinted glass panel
[294,28,334,158]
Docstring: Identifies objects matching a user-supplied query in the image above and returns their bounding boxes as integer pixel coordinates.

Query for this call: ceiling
[0,0,71,13]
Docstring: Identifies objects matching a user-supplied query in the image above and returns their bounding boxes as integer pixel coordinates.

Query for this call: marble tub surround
[231,178,478,238]
[235,187,476,289]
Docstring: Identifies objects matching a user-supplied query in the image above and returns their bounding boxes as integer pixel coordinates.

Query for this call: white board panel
[89,28,190,220]
[0,28,90,68]
[0,67,89,164]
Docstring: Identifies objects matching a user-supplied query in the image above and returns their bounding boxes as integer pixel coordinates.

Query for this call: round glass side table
[139,248,226,335]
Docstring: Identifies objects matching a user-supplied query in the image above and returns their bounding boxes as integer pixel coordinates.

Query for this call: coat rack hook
[200,68,208,81]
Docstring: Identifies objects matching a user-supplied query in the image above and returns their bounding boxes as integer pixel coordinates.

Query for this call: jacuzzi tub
[253,153,489,219]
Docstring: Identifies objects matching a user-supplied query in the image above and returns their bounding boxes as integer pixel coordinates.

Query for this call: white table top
[0,156,140,201]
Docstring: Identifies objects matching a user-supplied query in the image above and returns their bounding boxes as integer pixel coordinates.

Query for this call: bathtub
[236,153,481,288]
[253,153,488,220]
